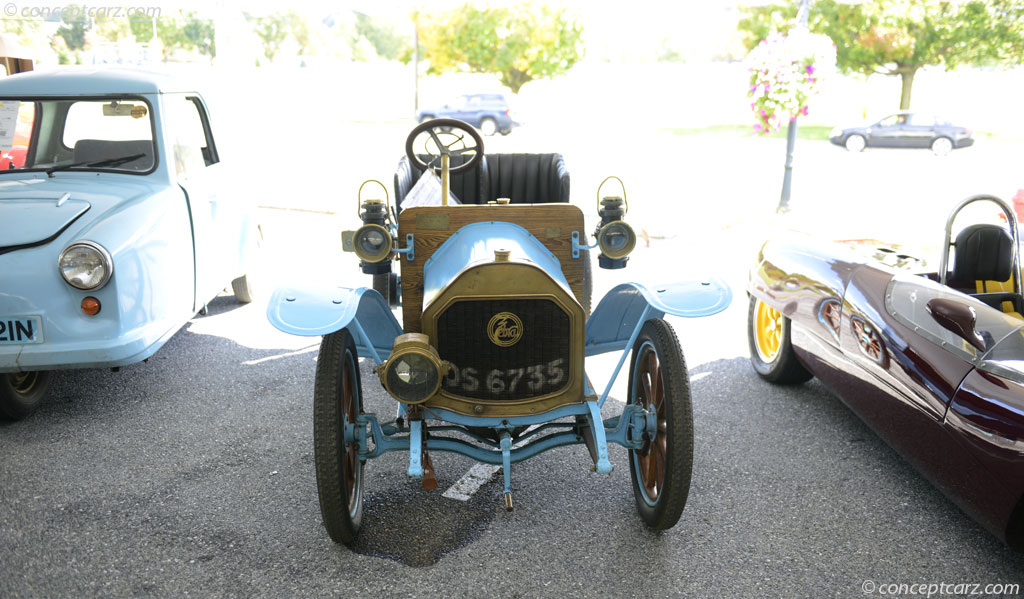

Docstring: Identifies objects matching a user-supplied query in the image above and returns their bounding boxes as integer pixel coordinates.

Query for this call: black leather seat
[485,153,569,204]
[951,223,1024,316]
[394,153,569,210]
[394,154,488,208]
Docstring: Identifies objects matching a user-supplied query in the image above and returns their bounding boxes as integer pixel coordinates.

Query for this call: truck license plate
[0,316,43,344]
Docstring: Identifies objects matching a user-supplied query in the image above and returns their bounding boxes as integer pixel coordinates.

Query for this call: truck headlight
[597,220,636,260]
[380,333,448,404]
[351,224,392,263]
[58,241,113,290]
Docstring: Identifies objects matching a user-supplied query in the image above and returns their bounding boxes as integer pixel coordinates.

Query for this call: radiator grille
[436,298,571,401]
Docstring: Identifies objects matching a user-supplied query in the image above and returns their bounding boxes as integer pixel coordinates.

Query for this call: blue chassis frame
[342,298,715,499]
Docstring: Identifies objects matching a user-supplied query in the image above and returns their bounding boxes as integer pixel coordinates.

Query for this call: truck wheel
[748,295,812,384]
[627,319,692,530]
[314,329,365,545]
[231,275,255,304]
[0,371,52,420]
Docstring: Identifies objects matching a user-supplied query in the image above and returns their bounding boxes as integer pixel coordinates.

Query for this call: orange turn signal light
[81,296,101,316]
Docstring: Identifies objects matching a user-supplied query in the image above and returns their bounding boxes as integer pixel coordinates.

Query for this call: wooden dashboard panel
[397,204,586,332]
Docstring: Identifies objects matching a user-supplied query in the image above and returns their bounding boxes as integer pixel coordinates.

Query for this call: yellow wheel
[747,296,812,385]
[753,299,782,363]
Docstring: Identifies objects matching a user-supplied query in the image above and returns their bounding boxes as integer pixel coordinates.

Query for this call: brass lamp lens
[598,221,636,259]
[384,351,440,404]
[353,224,392,262]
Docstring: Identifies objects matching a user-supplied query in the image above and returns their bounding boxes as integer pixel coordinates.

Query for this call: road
[2,128,1024,597]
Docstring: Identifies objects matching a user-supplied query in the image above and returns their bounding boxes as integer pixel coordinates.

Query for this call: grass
[663,124,834,141]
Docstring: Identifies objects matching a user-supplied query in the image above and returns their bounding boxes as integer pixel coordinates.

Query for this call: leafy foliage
[738,0,1024,109]
[416,3,583,94]
[355,12,411,62]
[246,12,290,64]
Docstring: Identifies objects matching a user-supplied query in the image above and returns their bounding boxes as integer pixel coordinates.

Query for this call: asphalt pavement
[2,249,1022,598]
[3,128,1024,597]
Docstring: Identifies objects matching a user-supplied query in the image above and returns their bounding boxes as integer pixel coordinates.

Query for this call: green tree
[738,0,1024,109]
[416,3,584,94]
[246,12,289,64]
[354,12,411,62]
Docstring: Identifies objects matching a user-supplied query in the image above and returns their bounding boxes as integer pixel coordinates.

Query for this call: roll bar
[938,194,1022,296]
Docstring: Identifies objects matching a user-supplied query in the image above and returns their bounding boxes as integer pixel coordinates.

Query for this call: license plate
[0,316,43,344]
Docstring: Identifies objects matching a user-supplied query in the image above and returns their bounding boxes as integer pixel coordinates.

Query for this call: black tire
[0,371,52,420]
[372,272,399,307]
[314,329,365,545]
[626,319,692,531]
[581,248,593,317]
[747,295,812,385]
[231,275,255,304]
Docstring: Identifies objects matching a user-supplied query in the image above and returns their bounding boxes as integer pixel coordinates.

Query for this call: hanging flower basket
[746,30,836,134]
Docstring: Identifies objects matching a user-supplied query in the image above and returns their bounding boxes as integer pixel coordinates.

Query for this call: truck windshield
[0,98,155,175]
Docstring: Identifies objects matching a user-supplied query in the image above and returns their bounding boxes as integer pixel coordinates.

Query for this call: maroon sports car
[747,194,1024,550]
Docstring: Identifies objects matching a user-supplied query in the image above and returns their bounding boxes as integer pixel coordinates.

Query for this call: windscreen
[0,98,155,174]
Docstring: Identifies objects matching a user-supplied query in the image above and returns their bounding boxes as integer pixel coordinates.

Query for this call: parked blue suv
[416,94,519,136]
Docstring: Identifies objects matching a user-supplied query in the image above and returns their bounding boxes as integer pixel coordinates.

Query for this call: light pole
[778,0,811,213]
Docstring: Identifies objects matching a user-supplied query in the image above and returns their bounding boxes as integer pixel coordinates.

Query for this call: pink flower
[805,64,815,74]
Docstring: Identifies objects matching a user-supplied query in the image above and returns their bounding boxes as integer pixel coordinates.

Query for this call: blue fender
[266,286,403,362]
[585,279,732,356]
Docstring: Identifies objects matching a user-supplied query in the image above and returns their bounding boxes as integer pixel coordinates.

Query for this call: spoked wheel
[626,319,692,531]
[313,328,365,544]
[747,296,812,384]
[0,371,52,421]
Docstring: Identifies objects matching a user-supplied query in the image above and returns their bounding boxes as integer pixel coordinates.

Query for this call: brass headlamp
[342,180,395,275]
[594,176,635,269]
[379,333,450,405]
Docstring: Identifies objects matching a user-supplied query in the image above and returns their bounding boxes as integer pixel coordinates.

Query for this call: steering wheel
[404,118,484,175]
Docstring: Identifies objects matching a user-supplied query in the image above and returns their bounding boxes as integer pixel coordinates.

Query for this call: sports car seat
[951,223,1024,319]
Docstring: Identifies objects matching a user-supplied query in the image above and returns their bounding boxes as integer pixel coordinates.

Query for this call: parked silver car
[829,111,974,155]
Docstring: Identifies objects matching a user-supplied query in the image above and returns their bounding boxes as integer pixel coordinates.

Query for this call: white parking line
[443,463,501,501]
[242,344,319,366]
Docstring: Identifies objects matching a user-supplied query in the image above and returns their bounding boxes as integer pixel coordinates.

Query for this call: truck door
[164,93,236,311]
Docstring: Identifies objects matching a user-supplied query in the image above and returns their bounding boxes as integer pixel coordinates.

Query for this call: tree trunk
[500,69,532,94]
[899,67,916,110]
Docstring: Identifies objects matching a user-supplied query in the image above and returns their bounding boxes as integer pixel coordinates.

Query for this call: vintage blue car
[267,119,731,545]
[0,67,258,420]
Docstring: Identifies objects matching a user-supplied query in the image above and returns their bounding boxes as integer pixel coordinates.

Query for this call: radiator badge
[487,312,523,347]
